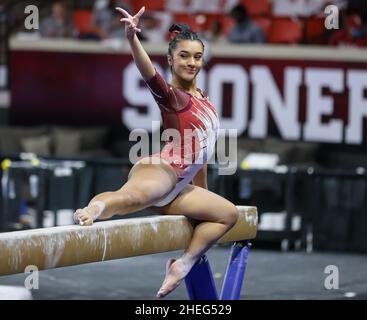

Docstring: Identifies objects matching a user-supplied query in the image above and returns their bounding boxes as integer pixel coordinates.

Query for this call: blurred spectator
[273,0,347,17]
[108,8,126,39]
[347,0,367,25]
[328,14,367,47]
[138,12,172,42]
[204,20,227,43]
[91,0,132,39]
[166,0,237,14]
[40,1,77,38]
[191,0,238,14]
[273,0,325,17]
[227,3,265,44]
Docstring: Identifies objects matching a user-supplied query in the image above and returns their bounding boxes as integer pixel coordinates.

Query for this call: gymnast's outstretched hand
[115,6,145,39]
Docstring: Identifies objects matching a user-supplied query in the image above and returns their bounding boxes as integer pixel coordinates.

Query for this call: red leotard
[144,70,220,206]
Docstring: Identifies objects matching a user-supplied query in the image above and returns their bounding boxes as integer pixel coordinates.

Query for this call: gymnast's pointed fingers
[120,17,130,23]
[135,6,145,19]
[115,7,131,18]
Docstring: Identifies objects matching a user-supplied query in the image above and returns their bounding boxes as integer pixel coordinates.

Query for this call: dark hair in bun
[168,23,204,55]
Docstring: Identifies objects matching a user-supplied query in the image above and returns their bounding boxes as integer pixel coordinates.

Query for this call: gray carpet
[1,245,366,300]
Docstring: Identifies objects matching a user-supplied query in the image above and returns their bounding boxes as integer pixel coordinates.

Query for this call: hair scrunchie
[169,30,181,41]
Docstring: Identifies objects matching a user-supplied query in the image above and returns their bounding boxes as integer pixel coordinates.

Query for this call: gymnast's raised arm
[115,6,155,81]
[115,7,188,112]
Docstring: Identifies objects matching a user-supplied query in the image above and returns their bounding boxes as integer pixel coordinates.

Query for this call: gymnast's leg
[74,157,177,226]
[151,184,239,298]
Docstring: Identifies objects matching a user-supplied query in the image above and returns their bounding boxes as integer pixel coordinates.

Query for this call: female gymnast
[74,6,239,298]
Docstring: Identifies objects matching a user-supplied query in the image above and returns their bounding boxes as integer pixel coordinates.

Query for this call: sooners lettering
[123,63,367,145]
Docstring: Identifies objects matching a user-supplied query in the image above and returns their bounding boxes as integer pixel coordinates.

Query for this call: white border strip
[9,38,367,62]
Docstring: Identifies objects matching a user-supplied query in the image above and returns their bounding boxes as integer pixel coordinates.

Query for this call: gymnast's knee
[223,204,239,229]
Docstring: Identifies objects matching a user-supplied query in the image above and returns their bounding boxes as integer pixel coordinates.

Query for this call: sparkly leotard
[144,70,220,206]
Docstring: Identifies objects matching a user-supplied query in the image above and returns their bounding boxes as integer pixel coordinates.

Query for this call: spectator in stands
[91,0,132,39]
[345,0,367,30]
[138,12,172,42]
[273,0,347,17]
[136,14,160,42]
[328,14,367,47]
[227,3,265,44]
[108,9,127,39]
[204,20,227,43]
[40,1,77,38]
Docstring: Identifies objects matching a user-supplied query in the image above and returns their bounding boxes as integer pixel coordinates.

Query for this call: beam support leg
[220,241,251,300]
[184,255,218,300]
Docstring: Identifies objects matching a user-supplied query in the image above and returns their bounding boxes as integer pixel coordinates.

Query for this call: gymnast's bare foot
[73,205,100,226]
[157,259,188,298]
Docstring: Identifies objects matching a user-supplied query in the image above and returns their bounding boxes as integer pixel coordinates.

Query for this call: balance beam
[0,206,257,276]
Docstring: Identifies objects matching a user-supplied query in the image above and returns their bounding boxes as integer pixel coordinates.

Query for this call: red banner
[10,43,367,146]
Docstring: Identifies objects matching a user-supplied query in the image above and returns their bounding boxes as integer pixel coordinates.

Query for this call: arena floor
[0,245,366,300]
